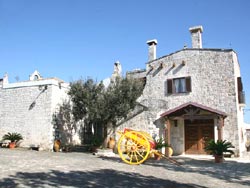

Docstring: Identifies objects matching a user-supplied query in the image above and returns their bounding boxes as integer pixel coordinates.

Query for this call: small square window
[165,77,191,95]
[173,78,186,93]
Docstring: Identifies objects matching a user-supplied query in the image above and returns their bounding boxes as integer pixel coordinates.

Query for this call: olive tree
[66,77,144,144]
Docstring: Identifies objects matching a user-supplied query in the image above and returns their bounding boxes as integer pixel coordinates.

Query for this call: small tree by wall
[56,77,144,146]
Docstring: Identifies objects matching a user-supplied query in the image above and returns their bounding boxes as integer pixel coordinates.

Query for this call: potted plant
[204,139,235,163]
[90,136,103,152]
[2,132,23,149]
[53,139,61,152]
[154,138,170,160]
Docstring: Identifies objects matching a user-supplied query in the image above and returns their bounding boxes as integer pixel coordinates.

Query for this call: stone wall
[118,49,242,155]
[0,79,69,150]
[170,119,184,155]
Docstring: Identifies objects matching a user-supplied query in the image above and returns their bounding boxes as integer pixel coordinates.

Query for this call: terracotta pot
[165,146,173,157]
[91,146,98,153]
[108,137,116,149]
[247,146,250,152]
[154,153,161,160]
[53,140,61,152]
[9,142,16,149]
[214,155,224,163]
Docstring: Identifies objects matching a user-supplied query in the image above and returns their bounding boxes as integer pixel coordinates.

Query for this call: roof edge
[160,101,227,118]
[146,48,234,64]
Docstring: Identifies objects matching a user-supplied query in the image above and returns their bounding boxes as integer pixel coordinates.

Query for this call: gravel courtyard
[0,148,249,188]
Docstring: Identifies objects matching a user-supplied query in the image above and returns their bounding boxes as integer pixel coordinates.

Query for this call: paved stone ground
[0,148,250,188]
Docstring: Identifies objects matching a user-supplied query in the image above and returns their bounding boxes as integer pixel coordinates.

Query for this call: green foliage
[90,136,103,147]
[154,138,169,150]
[101,77,144,125]
[2,132,23,143]
[68,79,105,122]
[68,77,144,127]
[204,139,235,156]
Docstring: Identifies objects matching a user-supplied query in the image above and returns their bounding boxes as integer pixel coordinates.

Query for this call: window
[174,78,186,93]
[165,77,191,94]
[34,75,39,80]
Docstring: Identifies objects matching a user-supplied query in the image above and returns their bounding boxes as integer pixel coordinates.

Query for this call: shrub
[154,138,169,150]
[204,139,235,156]
[2,132,23,143]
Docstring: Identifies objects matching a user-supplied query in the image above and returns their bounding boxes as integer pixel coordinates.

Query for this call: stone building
[119,26,247,157]
[0,71,69,150]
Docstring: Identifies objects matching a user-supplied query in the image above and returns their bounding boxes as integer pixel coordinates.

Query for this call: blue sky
[1,0,250,122]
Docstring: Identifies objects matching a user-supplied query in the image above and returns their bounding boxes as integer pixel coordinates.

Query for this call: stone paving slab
[0,148,250,188]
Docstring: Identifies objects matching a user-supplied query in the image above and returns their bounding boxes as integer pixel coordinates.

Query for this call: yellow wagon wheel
[117,131,150,165]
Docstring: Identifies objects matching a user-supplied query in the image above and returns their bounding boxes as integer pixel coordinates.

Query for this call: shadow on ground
[0,169,206,188]
[144,157,250,186]
[98,155,250,186]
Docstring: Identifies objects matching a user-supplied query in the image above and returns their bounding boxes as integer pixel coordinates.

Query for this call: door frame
[184,119,214,154]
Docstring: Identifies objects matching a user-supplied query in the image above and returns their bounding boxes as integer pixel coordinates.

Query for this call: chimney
[146,39,157,61]
[3,73,8,84]
[189,26,203,48]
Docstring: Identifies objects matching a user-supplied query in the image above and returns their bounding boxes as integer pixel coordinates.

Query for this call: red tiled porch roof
[160,102,227,118]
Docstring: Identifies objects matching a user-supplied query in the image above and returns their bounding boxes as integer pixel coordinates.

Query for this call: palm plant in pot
[154,138,170,160]
[2,132,23,149]
[204,139,235,163]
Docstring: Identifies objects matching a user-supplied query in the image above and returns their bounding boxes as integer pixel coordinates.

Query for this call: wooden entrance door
[185,120,214,154]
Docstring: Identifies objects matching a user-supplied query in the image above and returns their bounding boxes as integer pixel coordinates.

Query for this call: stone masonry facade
[0,71,69,150]
[118,26,246,157]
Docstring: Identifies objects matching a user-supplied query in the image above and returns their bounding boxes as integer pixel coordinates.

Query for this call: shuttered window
[167,79,173,94]
[237,77,245,104]
[186,77,192,92]
[166,77,191,95]
[237,77,243,91]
